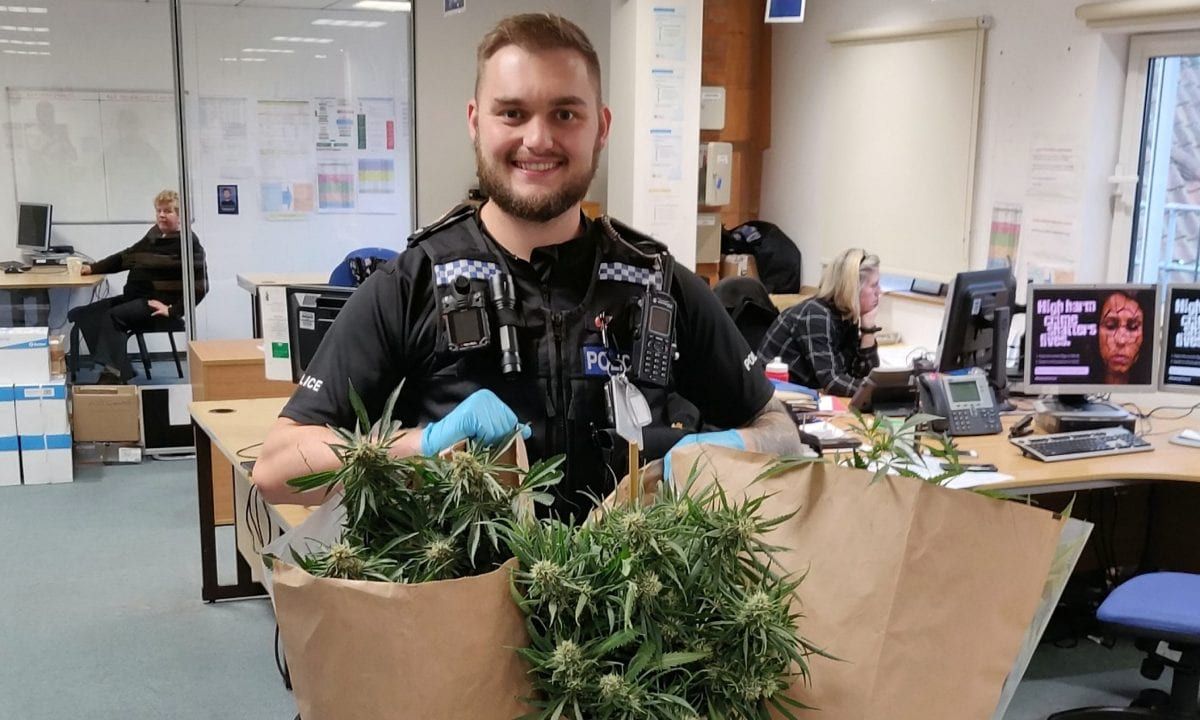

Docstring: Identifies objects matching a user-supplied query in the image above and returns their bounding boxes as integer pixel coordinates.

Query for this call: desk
[0,268,105,326]
[0,268,106,290]
[236,272,329,338]
[954,414,1200,494]
[192,396,313,602]
[189,339,296,526]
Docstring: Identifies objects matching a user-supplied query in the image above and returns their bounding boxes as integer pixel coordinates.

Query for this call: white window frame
[1109,31,1200,281]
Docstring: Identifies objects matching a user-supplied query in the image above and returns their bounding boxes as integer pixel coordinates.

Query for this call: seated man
[70,189,207,383]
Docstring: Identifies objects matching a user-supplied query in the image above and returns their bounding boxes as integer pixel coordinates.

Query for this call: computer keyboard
[1011,427,1152,462]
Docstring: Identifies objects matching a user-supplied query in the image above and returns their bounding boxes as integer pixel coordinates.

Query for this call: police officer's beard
[475,141,599,223]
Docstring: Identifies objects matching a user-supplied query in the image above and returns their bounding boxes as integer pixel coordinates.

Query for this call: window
[1112,32,1200,284]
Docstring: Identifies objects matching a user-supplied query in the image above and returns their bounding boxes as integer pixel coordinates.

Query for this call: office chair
[1049,572,1200,719]
[712,276,780,351]
[69,316,185,382]
[328,247,399,287]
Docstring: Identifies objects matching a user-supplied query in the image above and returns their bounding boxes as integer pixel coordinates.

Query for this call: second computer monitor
[1160,283,1200,394]
[1024,283,1159,395]
[935,268,1016,394]
[17,202,52,251]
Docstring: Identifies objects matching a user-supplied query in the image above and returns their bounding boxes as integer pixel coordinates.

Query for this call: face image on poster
[1027,285,1158,387]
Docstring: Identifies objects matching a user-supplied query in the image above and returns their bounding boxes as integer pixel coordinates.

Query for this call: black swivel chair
[1049,572,1200,719]
[69,316,185,382]
[712,276,780,351]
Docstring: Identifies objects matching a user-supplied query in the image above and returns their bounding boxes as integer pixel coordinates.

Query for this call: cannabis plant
[840,410,966,486]
[506,460,828,720]
[279,384,560,583]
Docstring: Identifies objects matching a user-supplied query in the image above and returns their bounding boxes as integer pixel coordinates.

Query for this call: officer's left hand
[662,429,745,485]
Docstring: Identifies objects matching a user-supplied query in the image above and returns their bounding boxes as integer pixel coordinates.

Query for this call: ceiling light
[0,6,49,13]
[311,18,386,28]
[240,57,266,62]
[352,1,410,11]
[270,35,331,43]
[314,54,327,59]
[242,47,293,54]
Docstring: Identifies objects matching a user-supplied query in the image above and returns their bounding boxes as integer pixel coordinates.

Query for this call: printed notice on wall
[649,128,682,182]
[197,97,253,179]
[317,158,355,213]
[1019,204,1079,287]
[257,100,315,220]
[1028,140,1080,199]
[650,68,685,123]
[987,203,1022,269]
[357,97,395,152]
[652,5,687,63]
[315,97,354,151]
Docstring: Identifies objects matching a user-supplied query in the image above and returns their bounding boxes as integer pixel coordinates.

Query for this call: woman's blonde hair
[815,247,881,321]
[154,189,179,212]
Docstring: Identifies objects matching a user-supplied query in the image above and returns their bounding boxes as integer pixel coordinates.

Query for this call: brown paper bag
[269,437,535,720]
[273,558,532,720]
[662,445,1063,720]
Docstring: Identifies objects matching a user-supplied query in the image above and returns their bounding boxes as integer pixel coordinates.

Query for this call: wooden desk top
[191,396,313,528]
[0,268,105,290]
[952,414,1200,492]
[189,337,272,366]
[236,272,329,293]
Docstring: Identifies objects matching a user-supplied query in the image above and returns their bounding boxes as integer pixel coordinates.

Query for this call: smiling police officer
[253,13,803,518]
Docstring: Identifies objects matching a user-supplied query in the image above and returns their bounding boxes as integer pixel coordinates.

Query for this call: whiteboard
[7,88,178,222]
[821,24,986,281]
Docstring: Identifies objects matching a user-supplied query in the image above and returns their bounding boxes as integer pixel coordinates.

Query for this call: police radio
[441,275,490,352]
[629,290,675,387]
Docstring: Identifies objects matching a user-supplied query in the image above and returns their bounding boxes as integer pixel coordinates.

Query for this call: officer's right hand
[419,389,531,456]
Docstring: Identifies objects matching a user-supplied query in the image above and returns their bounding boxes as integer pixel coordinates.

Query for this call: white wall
[412,0,611,226]
[763,0,1131,288]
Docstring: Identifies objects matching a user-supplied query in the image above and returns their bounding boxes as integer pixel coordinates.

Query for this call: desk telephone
[917,369,1002,436]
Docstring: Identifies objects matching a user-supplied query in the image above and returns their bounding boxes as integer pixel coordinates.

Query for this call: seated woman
[69,189,207,384]
[757,247,881,397]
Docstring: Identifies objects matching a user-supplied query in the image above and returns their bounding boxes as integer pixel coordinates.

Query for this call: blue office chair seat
[1049,572,1200,719]
[328,247,399,287]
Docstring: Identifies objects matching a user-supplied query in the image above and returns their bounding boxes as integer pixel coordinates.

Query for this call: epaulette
[407,203,477,248]
[597,215,669,257]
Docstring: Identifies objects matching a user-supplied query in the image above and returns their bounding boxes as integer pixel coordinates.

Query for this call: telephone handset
[917,369,1003,436]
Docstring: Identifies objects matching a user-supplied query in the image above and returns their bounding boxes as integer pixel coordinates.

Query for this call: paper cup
[66,257,83,277]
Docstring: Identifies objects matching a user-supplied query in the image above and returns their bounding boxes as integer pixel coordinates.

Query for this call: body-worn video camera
[441,276,490,352]
[628,290,676,387]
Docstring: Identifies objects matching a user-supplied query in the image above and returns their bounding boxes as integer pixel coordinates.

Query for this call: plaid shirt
[758,298,880,396]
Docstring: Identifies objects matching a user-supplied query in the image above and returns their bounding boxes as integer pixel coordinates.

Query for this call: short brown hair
[475,13,602,101]
[154,189,179,211]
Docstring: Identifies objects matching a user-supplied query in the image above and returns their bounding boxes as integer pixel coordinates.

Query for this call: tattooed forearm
[739,398,804,457]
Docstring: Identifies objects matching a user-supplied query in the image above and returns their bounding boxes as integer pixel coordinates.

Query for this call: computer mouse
[4,266,24,274]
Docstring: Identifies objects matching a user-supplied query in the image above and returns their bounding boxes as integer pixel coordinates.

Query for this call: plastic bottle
[765,357,790,383]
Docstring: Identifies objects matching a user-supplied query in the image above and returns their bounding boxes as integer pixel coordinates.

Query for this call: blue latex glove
[663,429,745,485]
[420,389,532,456]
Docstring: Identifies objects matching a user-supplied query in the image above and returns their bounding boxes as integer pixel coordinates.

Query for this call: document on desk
[908,455,1015,489]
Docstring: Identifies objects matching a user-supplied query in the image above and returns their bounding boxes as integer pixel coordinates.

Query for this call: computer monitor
[935,268,1017,400]
[1159,283,1200,394]
[1024,283,1160,401]
[17,202,52,251]
[286,284,355,384]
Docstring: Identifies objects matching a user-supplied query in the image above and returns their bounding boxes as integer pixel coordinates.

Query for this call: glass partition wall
[0,0,414,377]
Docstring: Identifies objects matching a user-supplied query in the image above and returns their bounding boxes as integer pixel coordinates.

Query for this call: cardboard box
[73,441,143,465]
[15,381,72,485]
[71,386,141,443]
[0,385,19,487]
[719,253,759,280]
[0,327,50,385]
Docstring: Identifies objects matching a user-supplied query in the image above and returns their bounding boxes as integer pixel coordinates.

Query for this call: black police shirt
[281,214,774,449]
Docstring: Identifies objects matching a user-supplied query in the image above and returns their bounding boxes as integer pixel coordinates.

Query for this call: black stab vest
[406,207,682,518]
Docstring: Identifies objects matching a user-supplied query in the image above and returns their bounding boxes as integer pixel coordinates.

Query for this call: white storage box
[0,327,50,385]
[0,385,19,487]
[15,381,71,485]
